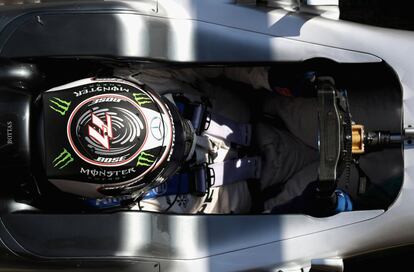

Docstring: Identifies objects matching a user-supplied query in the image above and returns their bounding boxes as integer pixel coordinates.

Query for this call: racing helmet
[41,77,193,199]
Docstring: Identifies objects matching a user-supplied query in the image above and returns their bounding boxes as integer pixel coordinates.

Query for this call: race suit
[129,67,318,213]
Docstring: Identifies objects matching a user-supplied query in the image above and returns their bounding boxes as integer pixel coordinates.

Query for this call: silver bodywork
[0,1,413,271]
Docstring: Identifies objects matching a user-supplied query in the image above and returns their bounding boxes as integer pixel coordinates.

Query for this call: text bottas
[7,121,13,144]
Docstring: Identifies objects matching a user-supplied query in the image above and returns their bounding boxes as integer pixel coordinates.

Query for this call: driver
[40,68,351,215]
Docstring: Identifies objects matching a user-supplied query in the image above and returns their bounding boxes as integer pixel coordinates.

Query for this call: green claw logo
[49,97,71,116]
[136,151,155,167]
[53,148,74,169]
[133,93,152,106]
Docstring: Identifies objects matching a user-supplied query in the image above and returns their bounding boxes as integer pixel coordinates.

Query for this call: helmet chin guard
[42,78,188,199]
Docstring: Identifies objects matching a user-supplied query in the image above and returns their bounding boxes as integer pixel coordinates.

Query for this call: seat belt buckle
[172,94,211,135]
[191,103,211,135]
[192,163,215,197]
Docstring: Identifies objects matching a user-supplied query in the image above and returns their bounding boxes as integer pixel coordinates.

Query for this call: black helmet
[41,78,193,199]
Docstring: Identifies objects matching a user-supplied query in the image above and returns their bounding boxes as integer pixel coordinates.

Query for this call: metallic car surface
[0,1,412,271]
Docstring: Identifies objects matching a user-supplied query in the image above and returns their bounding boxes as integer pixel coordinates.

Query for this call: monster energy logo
[136,151,155,167]
[49,97,71,116]
[133,93,152,106]
[53,148,74,169]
